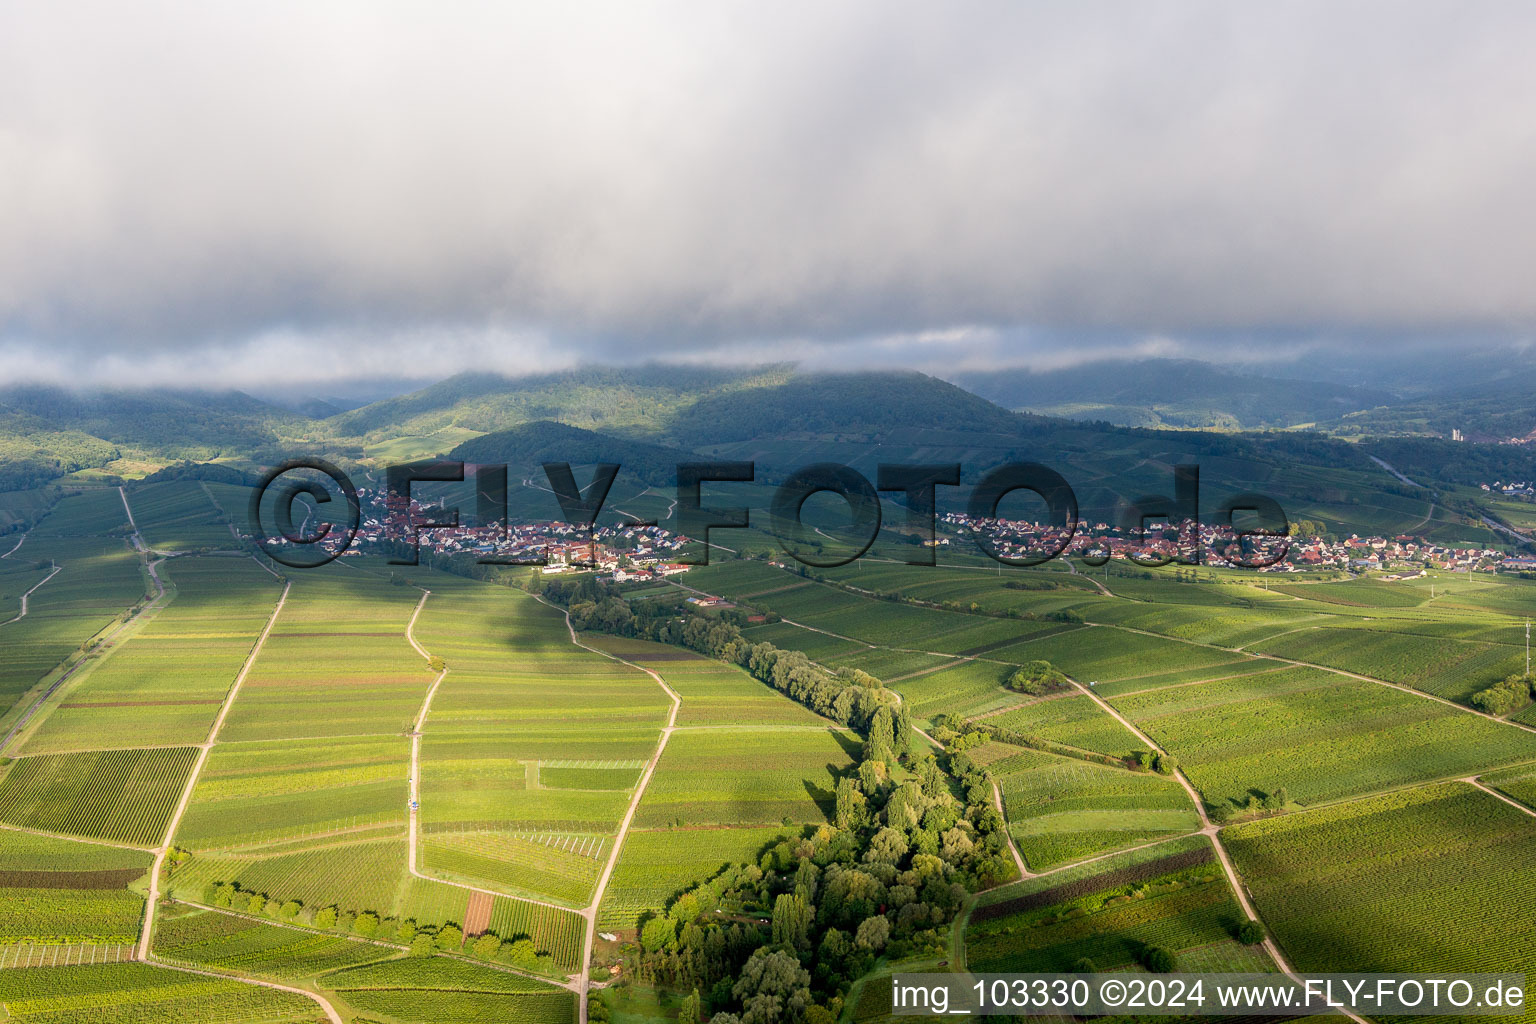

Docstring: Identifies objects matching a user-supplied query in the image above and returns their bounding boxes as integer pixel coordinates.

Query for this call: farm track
[1098,620,1536,736]
[540,596,683,1024]
[1463,776,1536,818]
[0,562,61,626]
[1,529,27,559]
[1067,674,1370,1024]
[0,820,151,853]
[146,957,346,1024]
[139,580,291,960]
[990,780,1030,879]
[403,590,587,933]
[0,497,169,755]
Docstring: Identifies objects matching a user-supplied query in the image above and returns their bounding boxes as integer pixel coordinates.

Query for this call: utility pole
[1526,618,1530,678]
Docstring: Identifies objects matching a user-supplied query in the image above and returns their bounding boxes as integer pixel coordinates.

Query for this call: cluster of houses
[940,511,1526,575]
[264,486,695,577]
[257,485,1532,580]
[1482,481,1536,499]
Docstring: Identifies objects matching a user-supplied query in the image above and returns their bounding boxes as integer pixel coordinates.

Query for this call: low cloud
[4,2,1536,385]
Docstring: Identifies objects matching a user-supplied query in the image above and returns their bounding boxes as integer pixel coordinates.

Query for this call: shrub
[472,933,502,959]
[409,933,436,957]
[1005,660,1068,695]
[1140,946,1175,972]
[436,923,463,950]
[353,912,379,937]
[1237,920,1265,944]
[314,906,337,930]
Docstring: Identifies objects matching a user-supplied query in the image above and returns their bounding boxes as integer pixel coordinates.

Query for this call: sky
[3,2,1536,388]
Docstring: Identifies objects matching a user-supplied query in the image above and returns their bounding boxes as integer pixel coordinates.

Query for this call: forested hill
[0,385,305,490]
[1,366,1531,548]
[953,358,1393,430]
[449,421,692,487]
[326,364,787,440]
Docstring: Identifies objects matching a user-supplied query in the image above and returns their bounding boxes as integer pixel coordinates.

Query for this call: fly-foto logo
[249,459,1289,570]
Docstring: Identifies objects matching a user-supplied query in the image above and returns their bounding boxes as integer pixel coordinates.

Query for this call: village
[940,511,1533,575]
[256,485,1536,579]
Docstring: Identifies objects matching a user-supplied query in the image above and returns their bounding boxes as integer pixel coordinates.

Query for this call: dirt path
[1065,558,1114,597]
[139,581,290,960]
[148,958,345,1024]
[1,530,27,559]
[401,590,584,924]
[1464,776,1536,818]
[1101,620,1536,736]
[990,780,1030,879]
[0,495,169,754]
[539,598,682,1024]
[1066,675,1368,1023]
[0,563,61,626]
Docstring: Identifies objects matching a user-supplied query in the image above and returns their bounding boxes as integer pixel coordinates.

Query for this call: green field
[1225,783,1536,1024]
[598,825,794,932]
[632,727,854,828]
[980,743,1200,868]
[0,962,321,1022]
[16,556,279,753]
[0,746,197,846]
[153,903,393,980]
[965,836,1244,972]
[983,693,1143,758]
[1110,666,1536,808]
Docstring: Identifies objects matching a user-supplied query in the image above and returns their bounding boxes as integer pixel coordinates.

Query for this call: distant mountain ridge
[952,358,1394,430]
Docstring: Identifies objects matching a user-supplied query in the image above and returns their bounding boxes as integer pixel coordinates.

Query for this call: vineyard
[16,555,281,754]
[420,829,602,905]
[1224,782,1536,1014]
[1485,762,1536,809]
[177,735,408,848]
[122,481,238,552]
[966,837,1240,972]
[0,747,197,845]
[631,727,853,828]
[152,905,394,980]
[483,898,585,972]
[990,746,1199,868]
[217,572,434,743]
[598,825,794,931]
[1112,667,1536,807]
[1249,624,1525,701]
[0,963,320,1023]
[3,478,1536,1022]
[985,693,1143,758]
